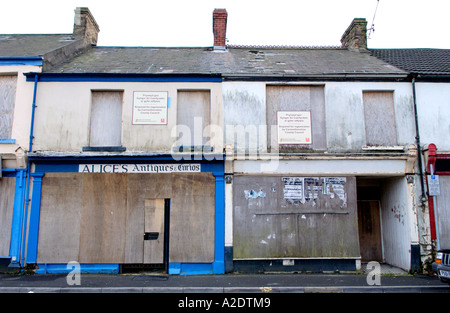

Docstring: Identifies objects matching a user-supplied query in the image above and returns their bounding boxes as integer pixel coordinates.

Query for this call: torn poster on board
[323,177,347,206]
[244,189,266,199]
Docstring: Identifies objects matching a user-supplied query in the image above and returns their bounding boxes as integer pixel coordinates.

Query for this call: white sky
[1,0,450,49]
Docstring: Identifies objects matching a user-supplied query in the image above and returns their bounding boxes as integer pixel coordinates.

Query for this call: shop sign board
[79,163,201,173]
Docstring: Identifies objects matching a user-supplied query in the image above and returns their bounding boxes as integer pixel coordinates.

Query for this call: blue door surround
[26,155,225,275]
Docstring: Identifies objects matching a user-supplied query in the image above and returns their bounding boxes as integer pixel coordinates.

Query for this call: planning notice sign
[277,111,312,144]
[133,91,168,125]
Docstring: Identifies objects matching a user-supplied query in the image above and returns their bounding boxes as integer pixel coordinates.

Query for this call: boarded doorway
[144,199,170,267]
[357,181,383,262]
[357,200,383,262]
[124,198,170,273]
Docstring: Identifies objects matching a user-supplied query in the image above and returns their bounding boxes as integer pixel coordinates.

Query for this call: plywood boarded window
[89,91,123,147]
[266,85,326,151]
[0,76,17,139]
[0,177,16,256]
[363,91,397,146]
[170,173,215,263]
[37,173,83,263]
[177,91,210,147]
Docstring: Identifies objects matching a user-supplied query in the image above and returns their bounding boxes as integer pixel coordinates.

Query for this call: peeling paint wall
[325,82,415,151]
[223,81,416,153]
[415,83,450,151]
[223,82,266,154]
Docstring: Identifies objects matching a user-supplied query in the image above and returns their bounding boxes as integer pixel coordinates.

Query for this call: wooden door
[357,200,383,262]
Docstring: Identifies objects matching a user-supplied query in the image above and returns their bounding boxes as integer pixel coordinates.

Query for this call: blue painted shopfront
[0,57,42,270]
[26,155,225,275]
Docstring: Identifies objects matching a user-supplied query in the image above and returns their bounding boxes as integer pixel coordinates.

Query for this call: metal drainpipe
[29,74,38,152]
[411,74,426,202]
[21,73,39,267]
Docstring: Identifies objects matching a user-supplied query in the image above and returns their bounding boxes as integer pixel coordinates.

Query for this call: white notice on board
[133,91,168,125]
[277,111,312,144]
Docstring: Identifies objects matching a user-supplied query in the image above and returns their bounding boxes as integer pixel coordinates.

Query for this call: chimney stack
[73,7,100,46]
[340,18,367,51]
[213,8,228,50]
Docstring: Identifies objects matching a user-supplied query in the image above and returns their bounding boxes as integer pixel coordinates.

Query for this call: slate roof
[46,45,407,78]
[370,48,450,76]
[0,34,79,57]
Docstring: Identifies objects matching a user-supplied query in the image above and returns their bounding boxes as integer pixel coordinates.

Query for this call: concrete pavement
[0,272,449,293]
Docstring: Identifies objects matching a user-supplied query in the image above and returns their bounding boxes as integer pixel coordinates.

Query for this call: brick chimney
[340,18,367,51]
[72,7,100,46]
[213,8,227,50]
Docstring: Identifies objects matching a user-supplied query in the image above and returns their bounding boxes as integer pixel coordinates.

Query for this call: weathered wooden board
[170,173,215,263]
[144,199,165,264]
[177,91,210,146]
[0,76,17,139]
[0,177,16,256]
[363,91,397,146]
[36,172,216,265]
[266,85,326,151]
[37,173,83,263]
[357,200,382,261]
[79,173,127,263]
[89,91,123,147]
[124,174,171,263]
[233,175,359,259]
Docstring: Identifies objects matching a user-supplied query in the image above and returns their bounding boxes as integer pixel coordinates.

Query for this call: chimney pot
[213,8,228,50]
[340,18,367,51]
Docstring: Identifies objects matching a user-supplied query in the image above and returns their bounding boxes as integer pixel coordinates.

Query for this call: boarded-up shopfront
[26,158,224,275]
[233,175,360,272]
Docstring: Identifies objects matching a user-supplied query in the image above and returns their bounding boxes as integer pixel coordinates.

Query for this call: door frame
[163,198,170,273]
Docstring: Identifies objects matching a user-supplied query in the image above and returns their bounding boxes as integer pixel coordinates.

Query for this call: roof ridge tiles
[228,44,344,50]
